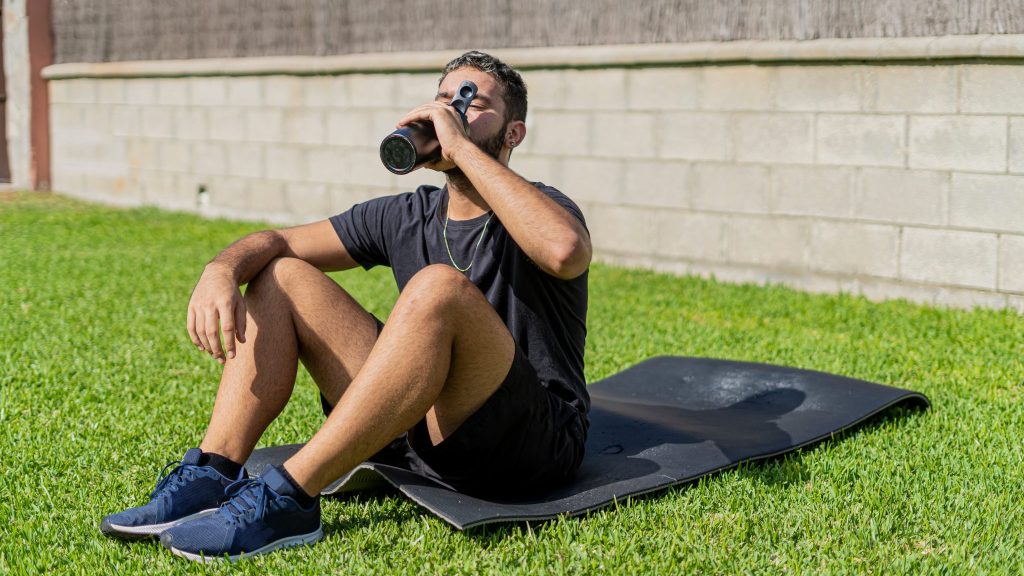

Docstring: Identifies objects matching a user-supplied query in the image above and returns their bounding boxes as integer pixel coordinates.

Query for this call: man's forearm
[451,143,592,278]
[206,230,289,285]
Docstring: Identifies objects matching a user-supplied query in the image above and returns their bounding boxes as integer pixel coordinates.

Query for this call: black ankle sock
[198,451,243,479]
[277,466,318,508]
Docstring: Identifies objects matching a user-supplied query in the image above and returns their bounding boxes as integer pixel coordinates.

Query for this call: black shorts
[320,317,587,499]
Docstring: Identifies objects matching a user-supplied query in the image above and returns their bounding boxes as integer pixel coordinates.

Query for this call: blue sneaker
[160,466,322,562]
[100,448,243,539]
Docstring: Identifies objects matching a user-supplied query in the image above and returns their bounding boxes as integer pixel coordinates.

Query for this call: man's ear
[505,120,527,149]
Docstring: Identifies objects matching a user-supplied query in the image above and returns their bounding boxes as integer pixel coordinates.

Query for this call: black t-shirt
[329,183,589,424]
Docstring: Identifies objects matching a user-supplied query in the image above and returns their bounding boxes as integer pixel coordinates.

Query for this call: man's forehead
[437,68,501,101]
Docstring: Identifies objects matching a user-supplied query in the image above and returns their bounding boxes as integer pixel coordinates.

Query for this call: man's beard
[444,124,506,179]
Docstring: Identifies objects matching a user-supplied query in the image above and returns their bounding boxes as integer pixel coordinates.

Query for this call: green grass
[1,192,1022,574]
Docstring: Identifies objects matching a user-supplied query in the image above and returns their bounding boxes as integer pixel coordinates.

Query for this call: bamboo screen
[53,0,1024,64]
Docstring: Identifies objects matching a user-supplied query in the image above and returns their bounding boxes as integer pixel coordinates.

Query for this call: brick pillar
[26,0,52,190]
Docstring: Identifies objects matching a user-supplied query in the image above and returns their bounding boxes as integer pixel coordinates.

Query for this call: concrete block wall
[511,62,1024,311]
[49,73,445,222]
[44,40,1024,311]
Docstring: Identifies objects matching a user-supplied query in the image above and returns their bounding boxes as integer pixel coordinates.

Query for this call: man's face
[435,67,509,162]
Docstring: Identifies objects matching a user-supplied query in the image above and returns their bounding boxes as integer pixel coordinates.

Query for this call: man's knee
[400,264,479,311]
[247,257,316,300]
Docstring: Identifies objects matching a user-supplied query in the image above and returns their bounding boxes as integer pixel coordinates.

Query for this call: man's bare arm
[450,143,592,279]
[204,220,359,283]
[188,220,357,363]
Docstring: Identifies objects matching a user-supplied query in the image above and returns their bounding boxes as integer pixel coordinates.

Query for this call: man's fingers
[205,308,225,363]
[395,103,447,128]
[194,309,212,353]
[234,299,247,345]
[395,104,433,124]
[220,304,237,360]
[187,307,203,349]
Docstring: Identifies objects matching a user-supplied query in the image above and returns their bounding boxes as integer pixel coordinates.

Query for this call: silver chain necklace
[442,196,493,273]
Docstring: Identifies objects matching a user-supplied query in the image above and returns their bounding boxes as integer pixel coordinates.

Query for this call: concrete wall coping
[42,33,1024,79]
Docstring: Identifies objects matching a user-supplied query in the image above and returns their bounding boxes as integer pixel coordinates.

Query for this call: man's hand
[396,102,472,171]
[181,222,360,363]
[187,264,247,364]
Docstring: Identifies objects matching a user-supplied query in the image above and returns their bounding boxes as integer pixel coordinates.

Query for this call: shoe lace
[220,477,281,527]
[150,459,202,500]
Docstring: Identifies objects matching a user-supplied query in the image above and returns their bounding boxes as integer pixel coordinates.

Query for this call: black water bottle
[379,80,478,174]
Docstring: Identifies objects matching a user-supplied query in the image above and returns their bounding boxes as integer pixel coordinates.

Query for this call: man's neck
[445,171,491,220]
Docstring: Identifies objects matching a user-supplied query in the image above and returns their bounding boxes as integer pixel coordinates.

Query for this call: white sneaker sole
[168,525,324,563]
[105,508,218,537]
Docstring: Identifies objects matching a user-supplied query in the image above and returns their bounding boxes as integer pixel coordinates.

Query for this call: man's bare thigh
[259,257,380,405]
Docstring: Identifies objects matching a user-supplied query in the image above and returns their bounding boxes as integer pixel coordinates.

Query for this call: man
[100,51,591,561]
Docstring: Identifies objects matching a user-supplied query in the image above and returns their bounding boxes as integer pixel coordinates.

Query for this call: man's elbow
[548,236,592,280]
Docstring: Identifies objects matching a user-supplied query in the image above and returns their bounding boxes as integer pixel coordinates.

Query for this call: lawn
[1,192,1022,574]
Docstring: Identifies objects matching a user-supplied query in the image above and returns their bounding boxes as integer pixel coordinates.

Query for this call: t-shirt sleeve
[535,183,588,230]
[329,196,394,270]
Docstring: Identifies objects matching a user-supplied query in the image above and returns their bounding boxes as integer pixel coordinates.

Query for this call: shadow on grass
[88,401,931,553]
[321,489,422,533]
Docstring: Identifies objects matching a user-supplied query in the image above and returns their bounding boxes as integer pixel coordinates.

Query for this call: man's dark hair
[440,51,527,124]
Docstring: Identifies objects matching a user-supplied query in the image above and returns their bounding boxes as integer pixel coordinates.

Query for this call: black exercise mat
[246,356,929,529]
